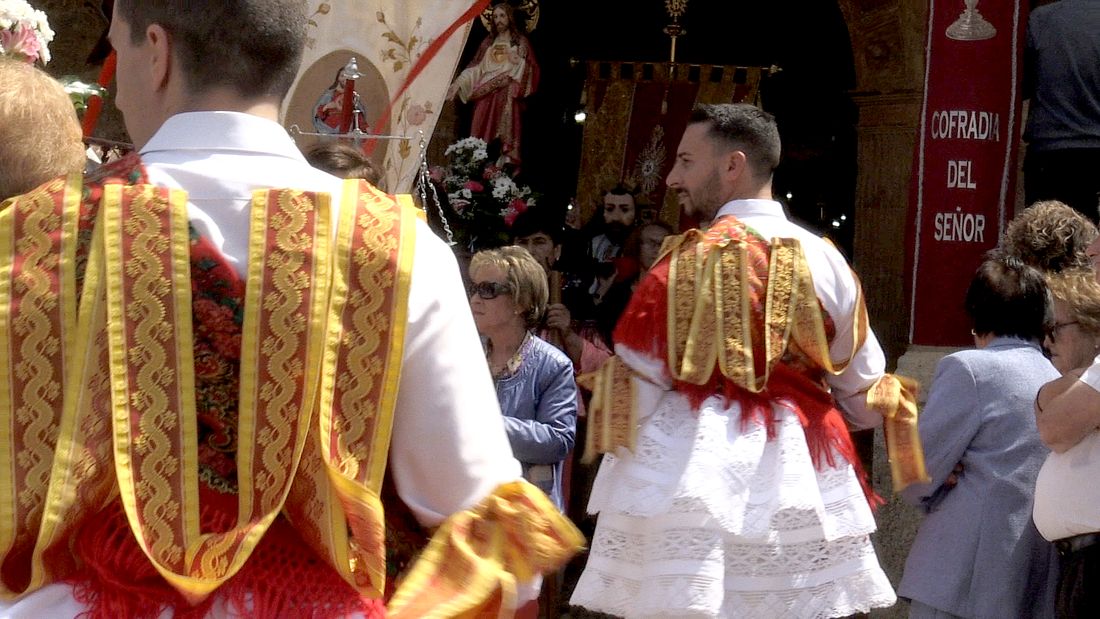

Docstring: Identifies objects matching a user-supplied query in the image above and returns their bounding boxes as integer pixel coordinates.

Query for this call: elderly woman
[899,255,1059,619]
[468,246,577,510]
[0,58,86,201]
[1044,268,1100,374]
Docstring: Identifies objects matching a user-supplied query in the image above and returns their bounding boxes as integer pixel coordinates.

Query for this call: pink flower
[509,197,528,213]
[406,103,429,126]
[482,165,503,180]
[464,180,484,192]
[429,165,446,183]
[1,25,41,64]
[451,198,470,213]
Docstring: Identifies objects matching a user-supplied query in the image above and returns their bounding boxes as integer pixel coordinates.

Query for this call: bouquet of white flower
[431,137,540,250]
[0,0,53,65]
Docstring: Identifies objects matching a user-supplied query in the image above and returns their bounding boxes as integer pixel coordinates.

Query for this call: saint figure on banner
[313,64,369,135]
[447,2,539,169]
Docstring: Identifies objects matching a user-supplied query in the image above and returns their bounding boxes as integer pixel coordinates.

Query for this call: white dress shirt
[1033,357,1100,540]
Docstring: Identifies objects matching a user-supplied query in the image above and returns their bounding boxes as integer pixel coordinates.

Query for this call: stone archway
[836,0,928,367]
[834,3,928,615]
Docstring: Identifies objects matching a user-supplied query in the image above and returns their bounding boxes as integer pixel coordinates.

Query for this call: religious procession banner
[575,61,772,229]
[906,0,1027,346]
[283,0,491,193]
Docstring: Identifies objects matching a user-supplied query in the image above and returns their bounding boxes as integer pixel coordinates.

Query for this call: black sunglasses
[469,281,512,300]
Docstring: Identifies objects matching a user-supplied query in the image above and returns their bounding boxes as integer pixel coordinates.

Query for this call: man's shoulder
[84,153,147,187]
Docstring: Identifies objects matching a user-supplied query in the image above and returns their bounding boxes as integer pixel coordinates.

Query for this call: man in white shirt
[0,1,577,616]
[569,103,899,617]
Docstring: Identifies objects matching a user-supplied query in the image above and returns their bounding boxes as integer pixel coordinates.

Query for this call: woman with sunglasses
[468,246,577,511]
[1044,268,1100,375]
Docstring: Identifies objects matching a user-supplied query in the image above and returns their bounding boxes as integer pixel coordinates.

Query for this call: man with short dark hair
[0,2,580,616]
[570,104,908,616]
[511,207,609,368]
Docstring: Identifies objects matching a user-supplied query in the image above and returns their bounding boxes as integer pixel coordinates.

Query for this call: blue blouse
[493,333,578,510]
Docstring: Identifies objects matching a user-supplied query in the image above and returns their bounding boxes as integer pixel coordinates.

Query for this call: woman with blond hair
[1044,268,1100,374]
[0,58,85,201]
[468,246,577,510]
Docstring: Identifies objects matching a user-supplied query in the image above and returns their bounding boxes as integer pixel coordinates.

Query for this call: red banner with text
[907,0,1027,346]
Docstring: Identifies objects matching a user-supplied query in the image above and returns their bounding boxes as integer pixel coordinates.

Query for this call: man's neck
[173,88,283,123]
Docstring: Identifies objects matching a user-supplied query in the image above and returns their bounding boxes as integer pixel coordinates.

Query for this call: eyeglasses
[1046,320,1079,340]
[469,281,512,300]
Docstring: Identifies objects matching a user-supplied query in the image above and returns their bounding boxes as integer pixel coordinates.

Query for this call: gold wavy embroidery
[0,175,82,596]
[99,186,329,603]
[304,180,414,596]
[30,206,117,595]
[868,374,929,491]
[757,238,797,388]
[578,356,637,462]
[387,481,584,618]
[666,220,858,392]
[103,184,190,572]
[715,240,752,389]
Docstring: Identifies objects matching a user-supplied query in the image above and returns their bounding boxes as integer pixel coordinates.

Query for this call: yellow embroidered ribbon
[387,480,585,619]
[98,184,331,602]
[577,356,637,463]
[30,205,118,595]
[0,174,80,595]
[867,374,930,491]
[285,179,415,599]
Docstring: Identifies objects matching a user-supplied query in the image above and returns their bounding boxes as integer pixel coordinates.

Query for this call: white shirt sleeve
[1077,353,1100,393]
[388,221,523,528]
[809,242,887,430]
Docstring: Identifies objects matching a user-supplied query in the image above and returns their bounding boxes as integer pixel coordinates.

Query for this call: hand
[545,303,572,333]
[944,462,964,489]
[446,82,460,101]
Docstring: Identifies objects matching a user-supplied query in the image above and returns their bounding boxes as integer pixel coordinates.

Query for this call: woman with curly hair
[1002,200,1098,273]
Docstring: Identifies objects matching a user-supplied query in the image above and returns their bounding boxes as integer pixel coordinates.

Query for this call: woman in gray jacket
[899,254,1059,619]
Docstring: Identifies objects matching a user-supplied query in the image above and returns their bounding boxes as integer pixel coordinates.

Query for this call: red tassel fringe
[68,493,385,619]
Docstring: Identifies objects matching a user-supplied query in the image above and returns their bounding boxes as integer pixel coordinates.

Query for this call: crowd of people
[1,1,1100,618]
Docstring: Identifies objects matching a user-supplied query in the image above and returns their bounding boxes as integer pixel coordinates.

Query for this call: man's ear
[724,150,749,184]
[552,244,562,264]
[145,24,172,92]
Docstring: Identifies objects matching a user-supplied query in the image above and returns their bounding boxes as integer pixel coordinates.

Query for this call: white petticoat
[569,392,896,618]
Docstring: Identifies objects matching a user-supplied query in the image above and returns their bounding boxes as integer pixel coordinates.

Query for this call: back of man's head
[115,0,307,100]
[689,103,781,183]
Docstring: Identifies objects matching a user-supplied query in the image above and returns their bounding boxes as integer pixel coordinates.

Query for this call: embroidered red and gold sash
[584,215,928,492]
[0,172,581,614]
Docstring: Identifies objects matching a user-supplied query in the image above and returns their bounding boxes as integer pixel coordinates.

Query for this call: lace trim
[574,391,895,617]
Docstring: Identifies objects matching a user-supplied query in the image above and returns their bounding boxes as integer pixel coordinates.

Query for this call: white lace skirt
[570,392,896,618]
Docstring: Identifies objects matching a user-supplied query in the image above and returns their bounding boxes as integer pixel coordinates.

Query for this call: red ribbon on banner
[82,50,117,138]
[365,0,491,154]
[906,0,1028,346]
